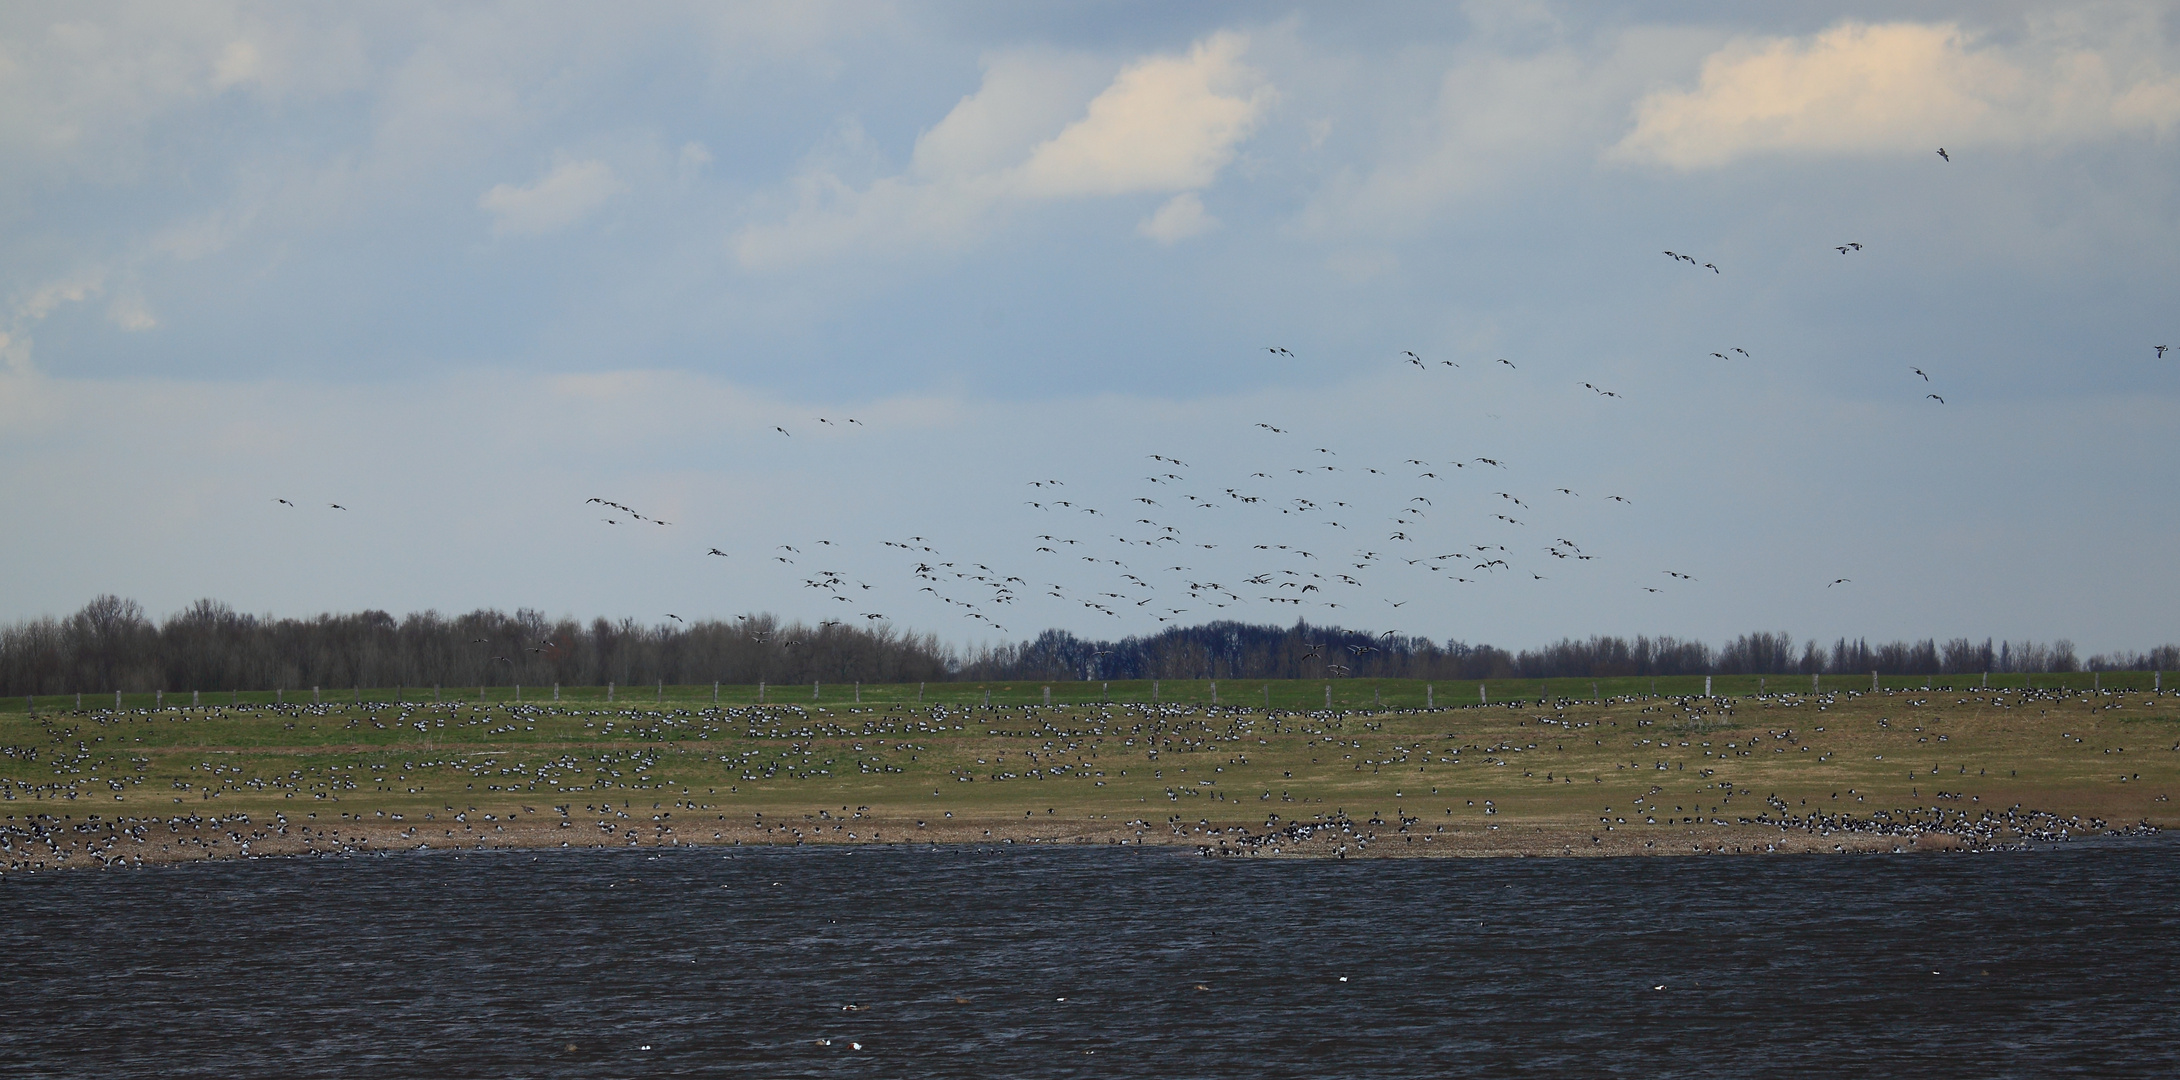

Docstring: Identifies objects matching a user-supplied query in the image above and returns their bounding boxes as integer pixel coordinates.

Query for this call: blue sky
[3,1,2176,653]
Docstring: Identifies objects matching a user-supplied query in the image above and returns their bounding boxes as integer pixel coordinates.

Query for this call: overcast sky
[3,1,2175,653]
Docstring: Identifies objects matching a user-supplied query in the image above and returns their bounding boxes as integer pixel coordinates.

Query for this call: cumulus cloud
[1013,32,1270,197]
[479,157,623,236]
[1137,191,1216,243]
[1613,20,2180,168]
[734,33,1269,267]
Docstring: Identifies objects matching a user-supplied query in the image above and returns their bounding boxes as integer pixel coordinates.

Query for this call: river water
[3,840,2175,1077]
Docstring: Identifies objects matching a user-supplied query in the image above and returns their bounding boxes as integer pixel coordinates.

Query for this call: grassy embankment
[1,676,2173,868]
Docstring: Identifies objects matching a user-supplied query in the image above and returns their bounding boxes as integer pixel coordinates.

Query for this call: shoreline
[2,806,2159,875]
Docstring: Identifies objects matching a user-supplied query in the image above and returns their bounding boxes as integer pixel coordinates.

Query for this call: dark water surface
[4,840,2176,1078]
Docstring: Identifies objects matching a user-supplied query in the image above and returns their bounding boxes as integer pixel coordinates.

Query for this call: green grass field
[3,677,2173,863]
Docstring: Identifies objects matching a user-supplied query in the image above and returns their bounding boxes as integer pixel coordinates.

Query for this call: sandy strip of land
[3,805,2121,875]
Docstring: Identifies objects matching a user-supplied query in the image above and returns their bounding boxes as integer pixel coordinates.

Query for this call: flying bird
[1936,147,1949,162]
[1828,578,1851,587]
[274,498,294,507]
[327,503,346,510]
[1913,368,1929,381]
[707,548,728,556]
[1927,394,1946,404]
[2156,345,2167,358]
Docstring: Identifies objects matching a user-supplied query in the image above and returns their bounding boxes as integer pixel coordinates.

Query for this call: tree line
[1,596,2172,696]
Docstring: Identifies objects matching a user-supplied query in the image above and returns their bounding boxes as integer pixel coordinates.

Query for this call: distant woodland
[1,596,2173,696]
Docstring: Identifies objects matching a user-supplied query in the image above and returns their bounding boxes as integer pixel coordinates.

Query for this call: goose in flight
[1936,147,1949,162]
[1913,368,1930,381]
[1496,358,1516,369]
[706,548,728,556]
[2156,345,2167,358]
[1828,578,1851,587]
[274,498,294,507]
[1927,394,1946,404]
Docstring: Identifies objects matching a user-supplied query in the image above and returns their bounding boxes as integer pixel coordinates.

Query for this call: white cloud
[1013,32,1270,197]
[1613,20,2180,169]
[106,294,156,331]
[1137,191,1216,243]
[479,158,624,236]
[1293,28,1710,237]
[734,32,1269,267]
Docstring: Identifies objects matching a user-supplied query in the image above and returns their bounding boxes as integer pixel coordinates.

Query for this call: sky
[2,1,2176,654]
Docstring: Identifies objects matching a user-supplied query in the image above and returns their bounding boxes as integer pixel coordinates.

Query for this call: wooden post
[116,690,122,710]
[918,682,924,703]
[814,681,820,701]
[1210,681,1217,706]
[1426,684,1433,707]
[1704,675,1711,697]
[1043,686,1051,706]
[1480,682,1487,704]
[1152,680,1160,703]
[1592,681,1599,700]
[192,689,199,708]
[552,683,558,702]
[156,689,163,709]
[1264,683,1270,708]
[713,681,719,704]
[1871,670,1878,692]
[1758,678,1764,696]
[1103,682,1109,701]
[983,689,990,707]
[1324,684,1331,708]
[856,682,862,704]
[515,684,521,702]
[608,681,614,703]
[1813,674,1820,694]
[758,680,765,704]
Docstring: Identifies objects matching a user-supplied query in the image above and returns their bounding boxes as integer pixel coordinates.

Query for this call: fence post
[856,682,862,704]
[515,684,521,702]
[1427,684,1433,708]
[116,690,122,710]
[608,681,614,703]
[918,682,924,703]
[984,689,990,707]
[552,683,558,702]
[1152,680,1160,703]
[156,689,163,709]
[1871,670,1878,692]
[758,680,765,704]
[713,681,719,704]
[1480,682,1487,704]
[1210,681,1217,706]
[193,690,200,708]
[1704,675,1712,697]
[1325,684,1331,708]
[1103,682,1109,701]
[1043,686,1051,706]
[814,681,820,701]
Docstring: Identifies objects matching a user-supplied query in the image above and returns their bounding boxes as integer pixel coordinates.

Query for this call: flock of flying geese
[271,147,2163,646]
